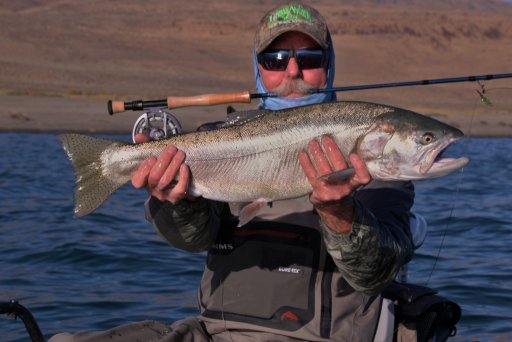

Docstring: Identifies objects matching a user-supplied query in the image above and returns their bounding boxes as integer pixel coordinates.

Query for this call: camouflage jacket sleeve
[144,196,223,253]
[320,180,415,295]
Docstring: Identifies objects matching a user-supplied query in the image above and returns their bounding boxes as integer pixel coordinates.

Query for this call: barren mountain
[1,0,511,134]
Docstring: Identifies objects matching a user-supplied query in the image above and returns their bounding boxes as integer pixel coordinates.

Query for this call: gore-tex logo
[278,266,302,274]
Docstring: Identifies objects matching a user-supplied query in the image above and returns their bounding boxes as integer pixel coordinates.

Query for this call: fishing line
[390,85,487,342]
[423,84,483,286]
[423,170,464,286]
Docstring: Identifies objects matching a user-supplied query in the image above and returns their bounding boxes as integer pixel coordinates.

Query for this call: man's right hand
[131,133,192,204]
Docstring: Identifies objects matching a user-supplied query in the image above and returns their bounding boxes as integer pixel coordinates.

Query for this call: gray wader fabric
[48,317,211,342]
[48,318,308,342]
[50,180,414,341]
[143,181,414,341]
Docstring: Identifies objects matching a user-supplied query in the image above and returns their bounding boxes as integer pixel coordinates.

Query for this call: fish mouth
[419,138,469,178]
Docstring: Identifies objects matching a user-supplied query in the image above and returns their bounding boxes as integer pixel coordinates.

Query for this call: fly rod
[108,72,512,114]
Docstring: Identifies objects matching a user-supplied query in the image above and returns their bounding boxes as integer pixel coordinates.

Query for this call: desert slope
[1,0,511,135]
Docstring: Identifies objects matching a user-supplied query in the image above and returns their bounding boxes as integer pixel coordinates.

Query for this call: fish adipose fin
[59,134,129,217]
[319,168,356,184]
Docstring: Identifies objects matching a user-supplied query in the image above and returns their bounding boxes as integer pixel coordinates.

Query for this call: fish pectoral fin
[319,168,355,184]
[236,199,270,227]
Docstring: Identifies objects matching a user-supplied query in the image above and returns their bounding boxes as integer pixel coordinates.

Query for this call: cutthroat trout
[60,101,469,225]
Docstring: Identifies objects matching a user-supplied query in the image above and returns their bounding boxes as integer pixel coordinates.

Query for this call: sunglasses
[257,48,328,71]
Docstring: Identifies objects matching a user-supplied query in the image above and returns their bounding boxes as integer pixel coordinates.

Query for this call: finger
[134,133,151,144]
[349,153,371,185]
[172,164,191,196]
[148,146,178,189]
[298,149,318,184]
[320,136,347,170]
[308,139,331,175]
[160,164,191,203]
[131,157,157,189]
[158,150,187,190]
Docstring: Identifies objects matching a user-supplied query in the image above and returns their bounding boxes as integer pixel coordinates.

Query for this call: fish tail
[59,134,129,217]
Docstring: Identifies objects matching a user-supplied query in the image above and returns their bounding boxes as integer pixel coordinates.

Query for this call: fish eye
[421,132,435,145]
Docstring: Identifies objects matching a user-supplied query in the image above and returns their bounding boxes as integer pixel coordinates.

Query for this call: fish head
[358,109,469,180]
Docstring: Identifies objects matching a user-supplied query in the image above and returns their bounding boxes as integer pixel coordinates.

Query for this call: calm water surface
[1,133,511,341]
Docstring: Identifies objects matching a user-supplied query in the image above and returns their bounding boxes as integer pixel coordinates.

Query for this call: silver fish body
[60,101,469,221]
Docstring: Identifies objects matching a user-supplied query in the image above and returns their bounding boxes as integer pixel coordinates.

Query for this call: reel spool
[132,108,183,142]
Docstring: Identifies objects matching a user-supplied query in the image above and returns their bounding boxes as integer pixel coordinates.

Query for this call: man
[134,2,414,340]
[50,3,414,341]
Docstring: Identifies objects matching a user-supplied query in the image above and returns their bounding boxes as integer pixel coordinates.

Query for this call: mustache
[271,79,314,97]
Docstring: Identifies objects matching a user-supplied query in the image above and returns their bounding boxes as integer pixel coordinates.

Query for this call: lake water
[1,133,511,341]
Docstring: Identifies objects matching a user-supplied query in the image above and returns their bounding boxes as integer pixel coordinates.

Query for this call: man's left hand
[298,135,371,234]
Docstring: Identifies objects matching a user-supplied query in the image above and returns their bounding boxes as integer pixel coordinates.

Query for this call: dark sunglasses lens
[258,49,327,71]
[296,50,326,69]
[259,50,290,71]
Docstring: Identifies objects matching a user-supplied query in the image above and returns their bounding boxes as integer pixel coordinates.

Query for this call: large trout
[60,101,469,224]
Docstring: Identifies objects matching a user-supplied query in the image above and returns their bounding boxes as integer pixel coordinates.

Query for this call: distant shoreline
[2,0,511,137]
[1,95,511,137]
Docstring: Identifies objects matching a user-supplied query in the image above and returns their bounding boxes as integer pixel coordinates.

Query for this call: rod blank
[311,73,512,94]
[107,73,512,114]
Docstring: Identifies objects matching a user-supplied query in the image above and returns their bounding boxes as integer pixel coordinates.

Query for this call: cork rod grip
[108,101,126,115]
[166,90,251,109]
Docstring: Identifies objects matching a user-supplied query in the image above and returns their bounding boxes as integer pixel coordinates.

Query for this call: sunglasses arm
[108,90,254,115]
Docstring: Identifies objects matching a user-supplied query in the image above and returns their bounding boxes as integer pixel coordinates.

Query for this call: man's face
[258,31,328,98]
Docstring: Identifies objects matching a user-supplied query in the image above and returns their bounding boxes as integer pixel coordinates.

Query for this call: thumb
[134,133,151,144]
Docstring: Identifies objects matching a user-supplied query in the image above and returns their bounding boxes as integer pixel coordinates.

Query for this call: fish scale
[60,101,469,225]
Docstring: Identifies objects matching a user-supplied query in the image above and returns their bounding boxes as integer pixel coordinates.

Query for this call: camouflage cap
[254,2,329,54]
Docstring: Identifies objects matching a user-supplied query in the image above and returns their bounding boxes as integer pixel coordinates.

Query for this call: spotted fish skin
[60,101,468,219]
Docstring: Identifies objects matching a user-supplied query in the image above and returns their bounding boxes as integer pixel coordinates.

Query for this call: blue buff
[252,36,336,110]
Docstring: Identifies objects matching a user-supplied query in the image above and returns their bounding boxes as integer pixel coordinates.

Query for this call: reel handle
[108,90,252,115]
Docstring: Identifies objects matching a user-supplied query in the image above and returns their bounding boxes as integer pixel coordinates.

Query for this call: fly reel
[131,108,182,143]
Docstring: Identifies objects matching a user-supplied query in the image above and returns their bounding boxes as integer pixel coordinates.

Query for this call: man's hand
[131,134,192,204]
[298,135,371,234]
